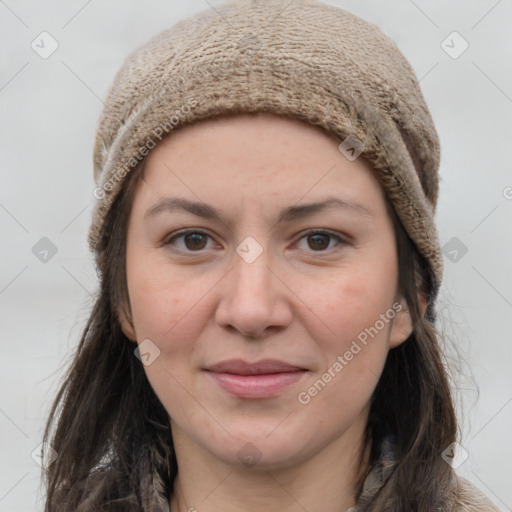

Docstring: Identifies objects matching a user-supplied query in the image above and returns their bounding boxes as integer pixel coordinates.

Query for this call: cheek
[296,275,392,424]
[127,258,212,350]
[298,268,395,400]
[310,268,394,346]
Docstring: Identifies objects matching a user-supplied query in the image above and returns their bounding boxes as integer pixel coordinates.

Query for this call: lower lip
[207,371,306,399]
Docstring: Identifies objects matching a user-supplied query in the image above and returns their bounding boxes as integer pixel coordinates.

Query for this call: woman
[41,0,500,510]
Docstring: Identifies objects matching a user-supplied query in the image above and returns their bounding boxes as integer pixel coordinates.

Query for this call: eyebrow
[144,195,373,225]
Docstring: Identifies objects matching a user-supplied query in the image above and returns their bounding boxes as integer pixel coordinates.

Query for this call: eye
[163,230,215,252]
[293,229,347,252]
[162,229,346,252]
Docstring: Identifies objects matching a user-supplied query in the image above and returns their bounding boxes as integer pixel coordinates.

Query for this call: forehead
[147,112,341,160]
[134,112,388,217]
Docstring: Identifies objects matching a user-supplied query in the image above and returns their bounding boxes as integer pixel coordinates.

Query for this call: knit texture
[88,0,444,296]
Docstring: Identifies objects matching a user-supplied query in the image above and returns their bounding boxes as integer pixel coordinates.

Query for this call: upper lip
[205,359,306,375]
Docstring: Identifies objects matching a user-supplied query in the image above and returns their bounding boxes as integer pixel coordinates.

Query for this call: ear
[117,301,137,342]
[388,294,427,349]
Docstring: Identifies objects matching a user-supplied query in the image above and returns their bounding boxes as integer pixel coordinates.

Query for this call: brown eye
[295,229,347,252]
[183,232,208,251]
[307,233,331,251]
[164,230,213,252]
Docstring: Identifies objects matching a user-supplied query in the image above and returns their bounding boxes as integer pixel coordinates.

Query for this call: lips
[206,358,306,375]
[205,358,307,399]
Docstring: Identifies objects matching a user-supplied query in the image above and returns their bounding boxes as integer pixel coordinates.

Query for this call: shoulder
[449,474,501,511]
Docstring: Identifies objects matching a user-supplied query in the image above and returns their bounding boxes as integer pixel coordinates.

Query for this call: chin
[201,423,319,471]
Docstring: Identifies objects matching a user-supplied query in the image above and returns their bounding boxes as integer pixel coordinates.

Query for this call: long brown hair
[42,150,458,511]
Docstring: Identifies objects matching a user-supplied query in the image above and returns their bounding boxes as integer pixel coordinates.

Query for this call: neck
[169,415,371,512]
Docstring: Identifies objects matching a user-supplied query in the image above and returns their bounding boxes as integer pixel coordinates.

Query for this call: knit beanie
[88,0,444,301]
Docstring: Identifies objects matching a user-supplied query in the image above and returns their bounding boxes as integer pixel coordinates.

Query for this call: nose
[214,247,293,339]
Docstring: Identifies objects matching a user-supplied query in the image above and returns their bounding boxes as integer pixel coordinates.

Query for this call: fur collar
[348,436,500,511]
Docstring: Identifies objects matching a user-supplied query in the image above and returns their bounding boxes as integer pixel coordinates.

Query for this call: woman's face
[119,112,416,470]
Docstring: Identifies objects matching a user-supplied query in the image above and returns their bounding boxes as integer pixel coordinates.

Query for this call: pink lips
[205,359,307,399]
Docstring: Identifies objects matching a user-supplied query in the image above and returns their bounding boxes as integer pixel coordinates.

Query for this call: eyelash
[162,228,348,255]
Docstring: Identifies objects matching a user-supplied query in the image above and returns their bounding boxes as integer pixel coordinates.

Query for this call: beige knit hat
[88,0,444,299]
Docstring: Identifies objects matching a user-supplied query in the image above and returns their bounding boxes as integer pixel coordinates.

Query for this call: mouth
[204,359,308,399]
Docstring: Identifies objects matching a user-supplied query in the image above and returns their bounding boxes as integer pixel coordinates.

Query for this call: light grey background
[1,1,511,510]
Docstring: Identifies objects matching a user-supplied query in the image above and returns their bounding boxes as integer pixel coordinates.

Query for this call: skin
[118,112,427,512]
